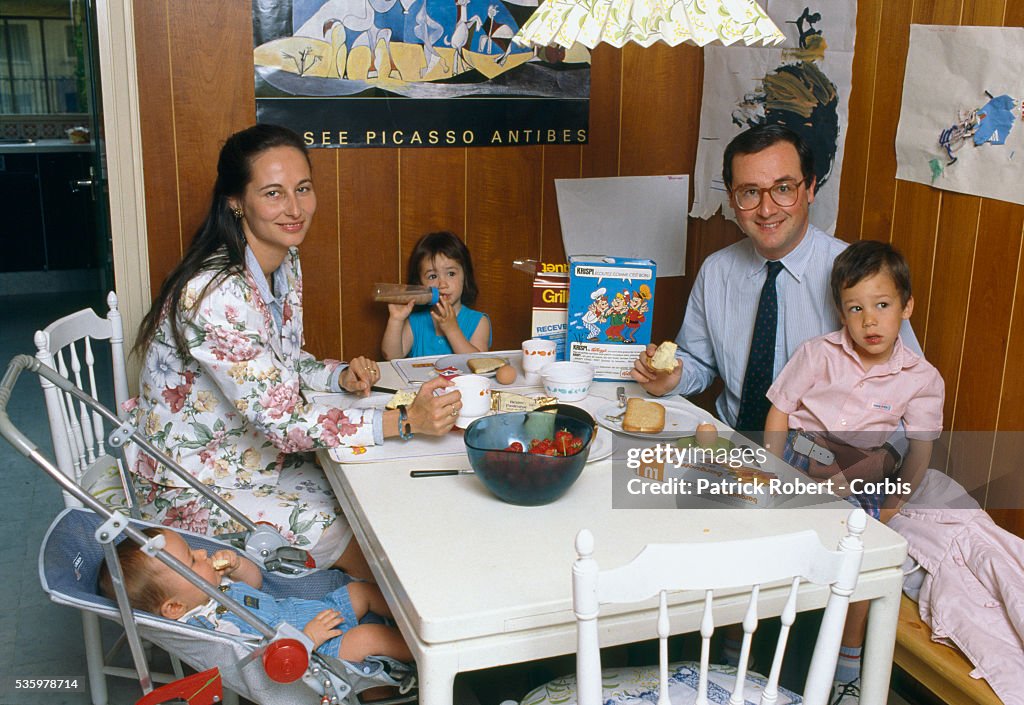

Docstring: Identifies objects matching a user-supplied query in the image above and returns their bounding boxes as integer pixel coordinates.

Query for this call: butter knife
[410,469,475,477]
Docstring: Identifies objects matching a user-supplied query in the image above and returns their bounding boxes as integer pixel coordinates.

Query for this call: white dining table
[316,353,908,705]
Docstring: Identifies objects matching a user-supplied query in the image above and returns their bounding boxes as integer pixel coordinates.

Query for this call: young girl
[381,231,491,359]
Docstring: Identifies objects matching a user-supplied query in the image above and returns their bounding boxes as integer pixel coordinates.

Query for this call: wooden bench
[893,593,1002,705]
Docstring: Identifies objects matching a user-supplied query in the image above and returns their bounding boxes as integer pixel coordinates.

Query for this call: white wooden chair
[33,292,200,705]
[34,291,133,513]
[520,508,866,705]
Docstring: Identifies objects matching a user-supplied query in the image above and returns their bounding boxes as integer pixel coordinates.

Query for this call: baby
[98,527,410,664]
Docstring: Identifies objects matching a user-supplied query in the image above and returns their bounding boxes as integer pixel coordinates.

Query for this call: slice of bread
[622,398,666,433]
[468,357,507,374]
[385,389,417,410]
[649,340,678,373]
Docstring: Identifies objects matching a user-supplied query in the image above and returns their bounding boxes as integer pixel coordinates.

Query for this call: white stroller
[1,354,416,705]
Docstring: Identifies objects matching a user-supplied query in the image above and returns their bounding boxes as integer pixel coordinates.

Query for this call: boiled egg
[695,422,718,448]
[495,364,517,385]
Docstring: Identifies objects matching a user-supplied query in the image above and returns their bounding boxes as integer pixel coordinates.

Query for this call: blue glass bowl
[463,405,597,506]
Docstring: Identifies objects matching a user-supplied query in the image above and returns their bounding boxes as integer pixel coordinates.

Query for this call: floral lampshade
[513,0,786,49]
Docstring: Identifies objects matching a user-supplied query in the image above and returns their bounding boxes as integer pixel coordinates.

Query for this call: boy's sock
[833,644,862,685]
[721,636,742,667]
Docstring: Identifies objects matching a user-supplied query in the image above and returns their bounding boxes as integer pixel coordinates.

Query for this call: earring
[232,207,244,220]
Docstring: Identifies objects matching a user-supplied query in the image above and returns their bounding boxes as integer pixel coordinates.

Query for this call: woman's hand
[340,356,380,397]
[388,300,415,322]
[406,375,460,436]
[303,609,345,649]
[630,343,682,396]
[430,299,459,335]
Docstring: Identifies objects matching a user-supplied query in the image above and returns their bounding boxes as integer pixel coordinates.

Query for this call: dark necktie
[735,260,784,433]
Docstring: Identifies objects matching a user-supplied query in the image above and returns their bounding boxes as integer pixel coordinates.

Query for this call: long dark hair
[406,231,479,306]
[135,124,310,359]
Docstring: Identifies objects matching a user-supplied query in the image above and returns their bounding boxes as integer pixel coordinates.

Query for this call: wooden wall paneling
[858,0,914,243]
[835,0,882,240]
[924,193,979,427]
[337,150,400,360]
[166,1,255,252]
[889,182,939,335]
[988,215,1024,527]
[617,42,699,343]
[858,1,914,244]
[133,0,181,299]
[302,149,342,359]
[398,148,468,270]
[961,0,1007,24]
[465,147,543,350]
[581,45,622,178]
[947,199,1024,501]
[539,145,582,264]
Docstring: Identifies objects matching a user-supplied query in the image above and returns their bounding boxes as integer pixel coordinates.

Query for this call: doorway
[0,0,112,298]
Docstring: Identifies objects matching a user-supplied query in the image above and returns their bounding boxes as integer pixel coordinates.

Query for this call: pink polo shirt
[767,330,944,449]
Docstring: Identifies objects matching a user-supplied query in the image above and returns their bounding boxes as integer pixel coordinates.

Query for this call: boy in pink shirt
[764,240,944,703]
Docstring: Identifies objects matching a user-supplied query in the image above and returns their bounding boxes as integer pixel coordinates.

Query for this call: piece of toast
[622,398,666,433]
[649,340,678,373]
[467,357,507,374]
[385,389,417,410]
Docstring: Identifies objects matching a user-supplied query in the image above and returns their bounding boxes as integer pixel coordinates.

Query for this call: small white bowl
[539,361,595,402]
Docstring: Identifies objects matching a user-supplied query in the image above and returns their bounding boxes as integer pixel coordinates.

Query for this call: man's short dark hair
[830,240,913,310]
[722,124,816,191]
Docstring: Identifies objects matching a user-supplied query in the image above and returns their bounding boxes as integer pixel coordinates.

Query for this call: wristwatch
[881,442,902,472]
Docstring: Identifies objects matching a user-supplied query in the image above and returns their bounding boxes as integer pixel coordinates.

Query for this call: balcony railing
[0,75,80,114]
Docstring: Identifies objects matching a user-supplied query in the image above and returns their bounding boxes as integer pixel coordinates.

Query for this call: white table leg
[860,579,902,705]
[416,652,460,705]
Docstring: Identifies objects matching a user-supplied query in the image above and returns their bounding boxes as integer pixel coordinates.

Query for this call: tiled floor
[0,291,928,705]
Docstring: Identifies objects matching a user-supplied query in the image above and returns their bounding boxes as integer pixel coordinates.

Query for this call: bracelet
[397,405,413,440]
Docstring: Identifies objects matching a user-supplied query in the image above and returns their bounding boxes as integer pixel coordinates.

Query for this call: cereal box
[567,256,656,380]
[522,261,569,360]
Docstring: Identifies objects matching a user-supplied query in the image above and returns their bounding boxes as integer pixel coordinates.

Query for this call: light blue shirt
[668,225,921,427]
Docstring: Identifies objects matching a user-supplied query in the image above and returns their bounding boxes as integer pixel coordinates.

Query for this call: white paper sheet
[895,25,1024,206]
[690,0,857,235]
[555,175,689,277]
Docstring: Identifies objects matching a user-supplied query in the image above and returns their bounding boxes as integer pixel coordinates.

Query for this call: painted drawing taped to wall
[895,25,1024,206]
[691,1,856,234]
[251,0,590,148]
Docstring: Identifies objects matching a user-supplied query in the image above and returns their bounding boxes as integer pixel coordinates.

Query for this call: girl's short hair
[406,231,479,306]
[830,240,912,310]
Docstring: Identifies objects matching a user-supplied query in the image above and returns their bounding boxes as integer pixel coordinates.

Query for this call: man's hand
[629,343,682,396]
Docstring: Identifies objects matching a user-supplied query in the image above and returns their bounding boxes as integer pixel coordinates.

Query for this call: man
[633,123,918,435]
[630,124,919,704]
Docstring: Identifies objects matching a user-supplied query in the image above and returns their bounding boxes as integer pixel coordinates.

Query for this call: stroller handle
[0,355,257,533]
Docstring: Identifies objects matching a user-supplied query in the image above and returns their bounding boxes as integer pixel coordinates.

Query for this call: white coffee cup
[450,374,492,428]
[521,338,558,384]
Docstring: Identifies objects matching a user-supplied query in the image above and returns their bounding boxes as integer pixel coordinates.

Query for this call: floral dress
[126,247,376,566]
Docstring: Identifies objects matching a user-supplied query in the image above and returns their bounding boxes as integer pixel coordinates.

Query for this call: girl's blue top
[408,305,490,357]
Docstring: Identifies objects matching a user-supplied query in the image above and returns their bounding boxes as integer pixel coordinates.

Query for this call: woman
[129,124,461,577]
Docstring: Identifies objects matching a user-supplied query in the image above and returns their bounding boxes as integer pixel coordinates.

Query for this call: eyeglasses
[731,180,806,211]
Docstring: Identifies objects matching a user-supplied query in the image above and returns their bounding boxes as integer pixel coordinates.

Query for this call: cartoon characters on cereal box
[567,256,656,380]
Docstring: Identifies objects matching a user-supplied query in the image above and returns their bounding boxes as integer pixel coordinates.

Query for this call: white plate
[594,399,705,440]
[586,427,614,463]
[434,353,512,377]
